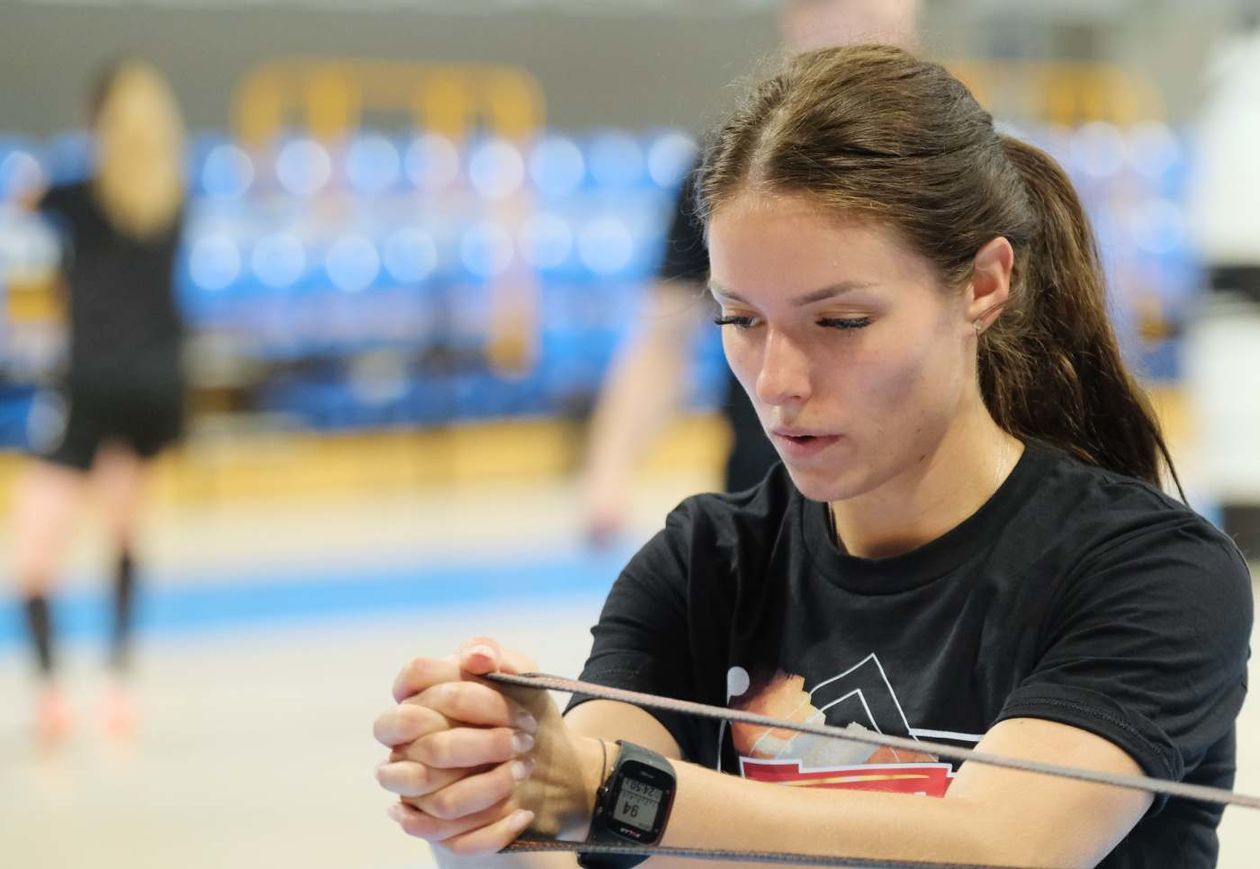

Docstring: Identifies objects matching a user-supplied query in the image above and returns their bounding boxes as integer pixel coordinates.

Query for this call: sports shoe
[34,686,72,747]
[102,682,137,740]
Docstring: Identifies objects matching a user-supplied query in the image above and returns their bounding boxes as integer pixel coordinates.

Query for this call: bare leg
[8,459,89,743]
[92,442,149,671]
[91,441,151,736]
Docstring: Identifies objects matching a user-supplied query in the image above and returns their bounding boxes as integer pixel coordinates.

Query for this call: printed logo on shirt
[726,654,968,797]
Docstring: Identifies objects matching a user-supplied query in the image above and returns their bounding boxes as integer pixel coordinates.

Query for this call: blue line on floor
[0,544,635,651]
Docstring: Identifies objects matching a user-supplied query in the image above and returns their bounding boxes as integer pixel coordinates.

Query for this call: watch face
[611,778,664,832]
[605,759,673,843]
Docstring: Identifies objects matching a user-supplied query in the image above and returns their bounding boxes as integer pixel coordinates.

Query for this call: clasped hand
[374,638,603,857]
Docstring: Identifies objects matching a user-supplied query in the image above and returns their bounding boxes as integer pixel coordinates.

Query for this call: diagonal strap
[486,672,1260,810]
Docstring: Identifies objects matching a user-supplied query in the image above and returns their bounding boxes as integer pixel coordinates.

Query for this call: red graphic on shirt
[726,660,959,797]
[740,758,954,797]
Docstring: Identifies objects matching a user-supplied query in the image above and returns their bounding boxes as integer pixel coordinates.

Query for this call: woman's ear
[967,236,1014,333]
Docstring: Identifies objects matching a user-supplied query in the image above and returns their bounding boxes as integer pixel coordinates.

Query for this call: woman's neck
[828,414,1022,560]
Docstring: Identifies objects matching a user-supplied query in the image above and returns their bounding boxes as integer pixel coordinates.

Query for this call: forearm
[584,283,702,482]
[656,761,1034,868]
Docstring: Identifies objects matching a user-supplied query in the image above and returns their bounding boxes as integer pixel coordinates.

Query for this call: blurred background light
[460,220,515,279]
[250,232,306,288]
[345,133,401,196]
[276,138,333,197]
[405,133,461,192]
[325,234,381,293]
[189,232,242,291]
[382,226,439,284]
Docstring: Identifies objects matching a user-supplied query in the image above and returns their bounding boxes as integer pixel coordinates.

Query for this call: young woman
[9,59,186,744]
[373,46,1252,867]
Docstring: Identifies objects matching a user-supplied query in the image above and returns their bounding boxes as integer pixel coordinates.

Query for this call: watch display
[611,778,665,832]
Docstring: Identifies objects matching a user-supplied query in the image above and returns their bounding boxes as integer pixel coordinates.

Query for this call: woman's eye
[713,315,756,329]
[817,317,872,331]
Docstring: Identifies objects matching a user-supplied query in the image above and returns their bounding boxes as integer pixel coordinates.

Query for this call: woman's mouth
[771,431,841,460]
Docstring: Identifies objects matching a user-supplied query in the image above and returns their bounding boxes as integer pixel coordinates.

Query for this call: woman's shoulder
[1022,440,1250,587]
[662,462,800,544]
[34,180,93,224]
[1032,440,1217,523]
[620,464,799,592]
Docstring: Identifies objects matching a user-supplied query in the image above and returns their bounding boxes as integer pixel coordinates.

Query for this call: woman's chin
[782,464,862,504]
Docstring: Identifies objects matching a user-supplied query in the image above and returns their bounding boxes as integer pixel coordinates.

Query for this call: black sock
[23,594,54,678]
[110,548,136,673]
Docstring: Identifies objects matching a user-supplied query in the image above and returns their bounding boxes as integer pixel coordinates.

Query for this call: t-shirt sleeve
[565,503,704,759]
[34,184,76,265]
[35,183,73,221]
[996,519,1252,810]
[657,167,709,285]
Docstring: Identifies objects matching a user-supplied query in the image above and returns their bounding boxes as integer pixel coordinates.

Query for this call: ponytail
[986,137,1180,494]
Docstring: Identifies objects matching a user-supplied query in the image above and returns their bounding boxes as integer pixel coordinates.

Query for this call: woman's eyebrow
[708,281,877,306]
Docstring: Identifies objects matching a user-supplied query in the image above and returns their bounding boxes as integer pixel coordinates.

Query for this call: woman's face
[707,192,976,503]
[95,66,182,163]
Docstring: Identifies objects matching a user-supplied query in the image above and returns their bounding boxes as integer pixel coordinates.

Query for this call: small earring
[974,319,983,335]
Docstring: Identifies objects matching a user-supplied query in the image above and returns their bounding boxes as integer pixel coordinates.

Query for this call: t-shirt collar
[799,440,1055,594]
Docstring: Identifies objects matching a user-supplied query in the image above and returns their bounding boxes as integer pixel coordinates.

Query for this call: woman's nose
[755,329,811,407]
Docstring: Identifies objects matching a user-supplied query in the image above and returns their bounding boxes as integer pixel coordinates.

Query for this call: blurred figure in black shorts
[8,59,186,745]
[581,0,920,544]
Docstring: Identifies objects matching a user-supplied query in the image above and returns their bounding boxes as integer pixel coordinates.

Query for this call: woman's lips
[770,431,842,460]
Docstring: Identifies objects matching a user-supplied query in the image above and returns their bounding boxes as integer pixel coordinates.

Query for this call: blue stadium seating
[0,123,1206,445]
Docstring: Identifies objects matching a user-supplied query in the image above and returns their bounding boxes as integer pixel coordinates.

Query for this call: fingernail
[512,731,535,754]
[511,758,534,781]
[387,803,404,823]
[510,809,535,832]
[468,644,494,659]
[515,711,538,734]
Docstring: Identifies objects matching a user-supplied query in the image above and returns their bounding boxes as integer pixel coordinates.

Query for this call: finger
[442,807,536,858]
[457,637,501,675]
[405,726,534,769]
[388,798,520,844]
[389,748,497,775]
[412,681,537,731]
[376,760,464,799]
[456,637,538,678]
[414,758,534,821]
[392,655,461,704]
[373,704,451,748]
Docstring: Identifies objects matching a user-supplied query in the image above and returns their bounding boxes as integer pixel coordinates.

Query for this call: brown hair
[697,44,1180,493]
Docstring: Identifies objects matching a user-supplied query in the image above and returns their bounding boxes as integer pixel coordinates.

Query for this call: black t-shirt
[659,169,778,493]
[572,441,1252,867]
[38,181,184,388]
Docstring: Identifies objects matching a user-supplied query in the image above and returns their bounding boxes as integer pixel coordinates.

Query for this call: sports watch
[577,740,677,868]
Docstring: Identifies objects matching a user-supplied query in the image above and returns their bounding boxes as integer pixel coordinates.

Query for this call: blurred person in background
[1189,6,1260,294]
[1186,5,1260,557]
[7,59,187,745]
[581,0,921,546]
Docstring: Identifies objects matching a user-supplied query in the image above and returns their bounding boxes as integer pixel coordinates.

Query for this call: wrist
[578,741,678,868]
[569,736,618,840]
